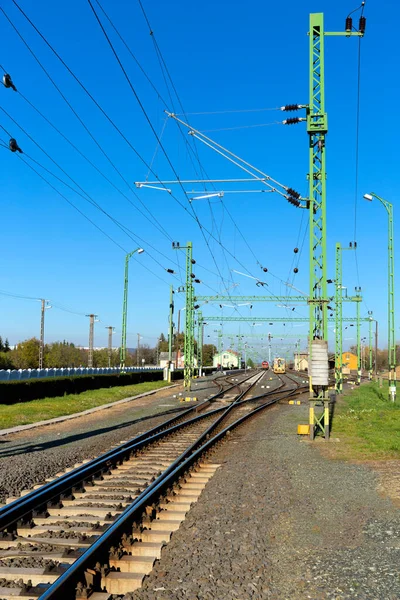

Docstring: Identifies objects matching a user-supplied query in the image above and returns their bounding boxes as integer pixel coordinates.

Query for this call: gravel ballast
[0,375,223,502]
[129,395,400,600]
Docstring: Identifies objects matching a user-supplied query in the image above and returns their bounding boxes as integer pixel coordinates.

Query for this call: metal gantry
[334,242,358,393]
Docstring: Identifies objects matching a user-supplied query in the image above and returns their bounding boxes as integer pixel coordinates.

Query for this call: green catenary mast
[307,13,364,438]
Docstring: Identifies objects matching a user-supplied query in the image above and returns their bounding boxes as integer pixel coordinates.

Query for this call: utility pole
[106,326,115,368]
[355,287,362,385]
[39,299,51,370]
[173,241,195,391]
[121,248,144,370]
[137,333,141,367]
[168,286,174,382]
[305,13,365,439]
[86,314,98,368]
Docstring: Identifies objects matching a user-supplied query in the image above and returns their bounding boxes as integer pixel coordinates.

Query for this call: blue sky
[0,0,398,355]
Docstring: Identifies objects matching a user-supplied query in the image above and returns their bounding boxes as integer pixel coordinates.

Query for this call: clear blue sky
[0,0,398,355]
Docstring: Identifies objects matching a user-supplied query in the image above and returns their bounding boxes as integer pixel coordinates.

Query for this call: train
[261,361,269,370]
[273,357,286,374]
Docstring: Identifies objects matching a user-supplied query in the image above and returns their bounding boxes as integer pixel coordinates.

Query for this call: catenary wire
[0,8,175,246]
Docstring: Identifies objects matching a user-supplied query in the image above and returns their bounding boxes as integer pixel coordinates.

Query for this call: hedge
[0,369,184,405]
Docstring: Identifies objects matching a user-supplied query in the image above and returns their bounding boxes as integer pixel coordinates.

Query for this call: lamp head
[363,193,373,201]
[137,248,145,254]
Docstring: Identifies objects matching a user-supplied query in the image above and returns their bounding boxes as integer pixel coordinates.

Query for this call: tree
[158,333,169,353]
[4,339,10,353]
[0,352,14,369]
[247,357,255,368]
[0,337,4,352]
[202,344,217,366]
[11,338,41,369]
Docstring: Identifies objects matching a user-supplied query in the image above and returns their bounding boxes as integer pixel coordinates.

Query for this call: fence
[0,366,163,382]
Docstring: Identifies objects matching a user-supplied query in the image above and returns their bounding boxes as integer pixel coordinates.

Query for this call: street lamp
[364,192,396,401]
[120,248,144,370]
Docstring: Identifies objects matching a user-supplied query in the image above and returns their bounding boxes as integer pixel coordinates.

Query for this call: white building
[213,349,240,369]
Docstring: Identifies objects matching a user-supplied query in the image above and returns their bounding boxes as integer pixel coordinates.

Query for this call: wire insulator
[345,16,353,31]
[9,138,22,153]
[359,16,366,34]
[287,188,301,199]
[263,267,268,273]
[281,104,300,112]
[190,273,196,279]
[191,259,196,264]
[194,279,201,284]
[294,247,299,253]
[293,268,298,274]
[287,196,300,207]
[166,268,175,274]
[283,117,302,125]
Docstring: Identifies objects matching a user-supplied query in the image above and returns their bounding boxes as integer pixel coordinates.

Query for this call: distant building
[159,352,177,368]
[294,352,309,371]
[213,349,240,369]
[342,352,357,371]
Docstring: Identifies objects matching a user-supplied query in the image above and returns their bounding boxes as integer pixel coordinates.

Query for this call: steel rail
[0,371,261,534]
[39,372,302,598]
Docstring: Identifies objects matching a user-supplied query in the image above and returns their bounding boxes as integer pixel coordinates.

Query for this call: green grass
[331,381,400,459]
[0,380,172,430]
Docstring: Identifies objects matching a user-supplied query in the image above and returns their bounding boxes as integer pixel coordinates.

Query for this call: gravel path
[0,375,222,502]
[129,394,400,600]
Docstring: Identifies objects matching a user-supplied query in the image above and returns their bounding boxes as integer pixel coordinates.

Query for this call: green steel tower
[355,286,362,385]
[307,13,364,438]
[173,242,195,391]
[368,311,373,380]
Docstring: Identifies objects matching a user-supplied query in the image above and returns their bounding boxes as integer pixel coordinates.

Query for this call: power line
[9,0,291,306]
[0,6,174,245]
[0,107,183,280]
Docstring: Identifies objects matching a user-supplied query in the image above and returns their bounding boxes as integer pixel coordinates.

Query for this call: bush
[0,370,182,405]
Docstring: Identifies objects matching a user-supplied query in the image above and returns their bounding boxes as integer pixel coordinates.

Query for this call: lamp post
[120,248,144,370]
[364,193,396,401]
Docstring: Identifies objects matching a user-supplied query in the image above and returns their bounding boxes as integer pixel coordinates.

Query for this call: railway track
[0,370,306,599]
